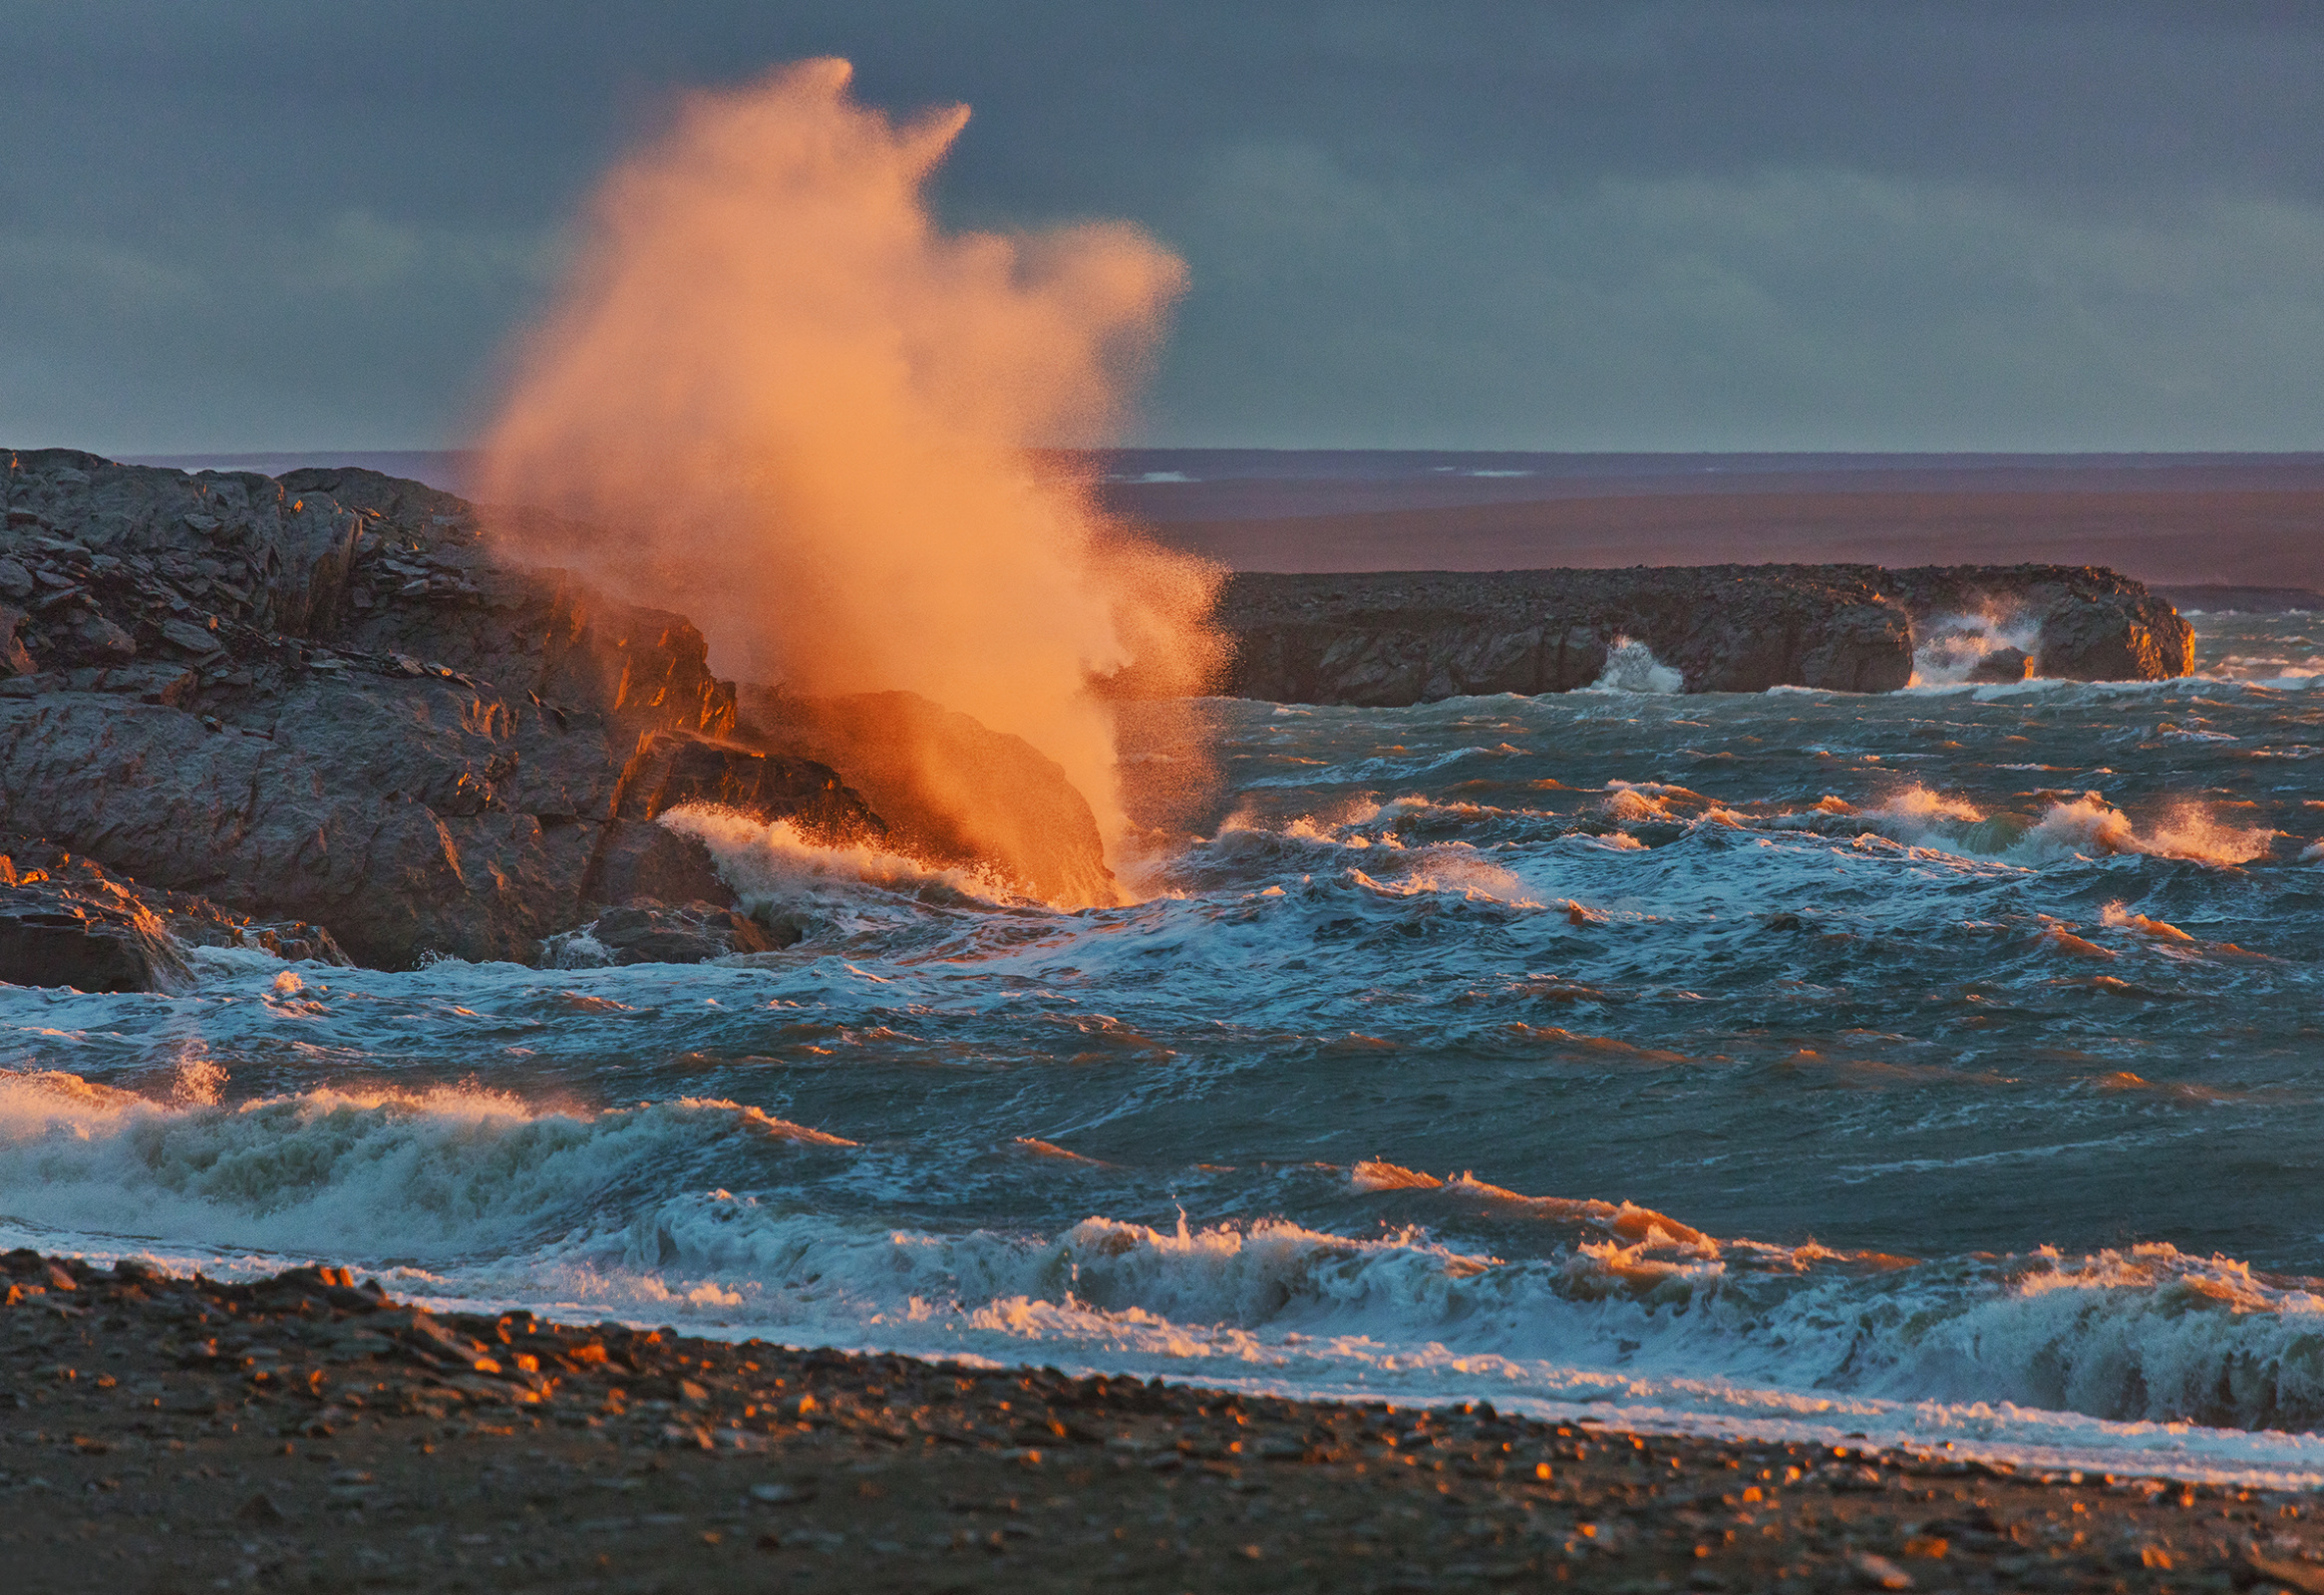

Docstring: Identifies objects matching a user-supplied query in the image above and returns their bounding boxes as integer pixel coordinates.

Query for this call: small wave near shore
[6,1062,2324,1471]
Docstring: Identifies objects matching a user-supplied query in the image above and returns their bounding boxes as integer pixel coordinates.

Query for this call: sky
[4,1,2321,455]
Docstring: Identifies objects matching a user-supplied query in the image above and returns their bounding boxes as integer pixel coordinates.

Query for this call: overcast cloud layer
[4,1,2320,453]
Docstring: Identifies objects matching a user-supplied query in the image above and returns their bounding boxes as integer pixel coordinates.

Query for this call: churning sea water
[7,614,2324,1483]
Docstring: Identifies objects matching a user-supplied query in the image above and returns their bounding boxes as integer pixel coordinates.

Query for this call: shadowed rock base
[0,1250,2299,1595]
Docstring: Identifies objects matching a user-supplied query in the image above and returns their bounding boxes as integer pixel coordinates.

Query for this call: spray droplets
[482,59,1221,902]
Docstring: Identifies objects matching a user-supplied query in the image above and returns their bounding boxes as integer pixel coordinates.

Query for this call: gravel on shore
[3,1249,2320,1593]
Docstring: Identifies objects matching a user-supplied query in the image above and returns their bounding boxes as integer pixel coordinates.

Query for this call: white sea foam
[6,653,2323,1486]
[1793,783,2275,868]
[1587,638,1685,695]
[663,806,1030,911]
[0,1068,849,1263]
[2015,797,2274,866]
[1909,609,2041,687]
[7,1069,2323,1478]
[1201,801,1544,905]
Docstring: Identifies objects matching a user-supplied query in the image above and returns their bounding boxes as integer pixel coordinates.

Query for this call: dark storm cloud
[4,1,2320,451]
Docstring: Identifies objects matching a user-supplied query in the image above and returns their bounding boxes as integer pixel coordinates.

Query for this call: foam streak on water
[4,617,2324,1481]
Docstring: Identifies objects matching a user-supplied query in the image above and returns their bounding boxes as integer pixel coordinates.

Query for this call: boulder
[0,842,349,993]
[0,877,190,994]
[1966,646,2032,684]
[2031,589,2194,681]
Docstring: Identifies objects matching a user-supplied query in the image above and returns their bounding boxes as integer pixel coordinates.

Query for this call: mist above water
[480,59,1221,898]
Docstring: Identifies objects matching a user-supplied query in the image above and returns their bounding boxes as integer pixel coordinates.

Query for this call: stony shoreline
[4,1251,2318,1593]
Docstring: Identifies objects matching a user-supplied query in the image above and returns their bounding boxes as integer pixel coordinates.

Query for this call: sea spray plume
[479,60,1221,903]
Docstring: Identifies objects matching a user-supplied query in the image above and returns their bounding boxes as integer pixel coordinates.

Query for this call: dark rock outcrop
[0,857,192,994]
[0,448,1125,972]
[538,900,789,969]
[0,842,349,994]
[738,688,1120,906]
[1215,563,2193,705]
[0,450,877,969]
[579,729,885,913]
[279,471,741,740]
[1877,565,2194,683]
[1967,646,2033,684]
[1217,567,1914,703]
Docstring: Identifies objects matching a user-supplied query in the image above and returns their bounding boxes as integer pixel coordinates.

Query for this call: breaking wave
[1806,785,2275,867]
[0,1068,849,1264]
[8,1062,2324,1455]
[1910,609,2040,687]
[1588,637,1685,694]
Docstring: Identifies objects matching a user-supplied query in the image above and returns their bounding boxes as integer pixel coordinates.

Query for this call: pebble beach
[6,1251,2321,1594]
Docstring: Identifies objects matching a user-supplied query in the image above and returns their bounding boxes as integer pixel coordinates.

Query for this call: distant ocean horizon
[116,447,2324,587]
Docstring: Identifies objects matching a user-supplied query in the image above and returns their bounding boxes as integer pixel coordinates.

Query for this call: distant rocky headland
[0,449,2199,986]
[1217,564,2194,705]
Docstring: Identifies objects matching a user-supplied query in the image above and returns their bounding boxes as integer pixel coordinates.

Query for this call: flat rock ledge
[0,1247,2305,1594]
[1217,564,2195,705]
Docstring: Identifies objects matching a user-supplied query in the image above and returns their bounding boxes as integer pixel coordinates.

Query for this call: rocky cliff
[1216,563,2193,705]
[0,449,1111,979]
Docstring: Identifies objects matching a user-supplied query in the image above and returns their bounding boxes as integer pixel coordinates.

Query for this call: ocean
[7,612,2324,1484]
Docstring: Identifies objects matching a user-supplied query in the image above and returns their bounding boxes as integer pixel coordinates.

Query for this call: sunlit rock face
[739,686,1120,908]
[0,450,1117,968]
[0,451,872,969]
[0,840,347,994]
[1878,564,2195,683]
[1213,563,2193,706]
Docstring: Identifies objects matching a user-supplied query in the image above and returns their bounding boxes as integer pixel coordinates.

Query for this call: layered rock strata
[1215,564,2193,705]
